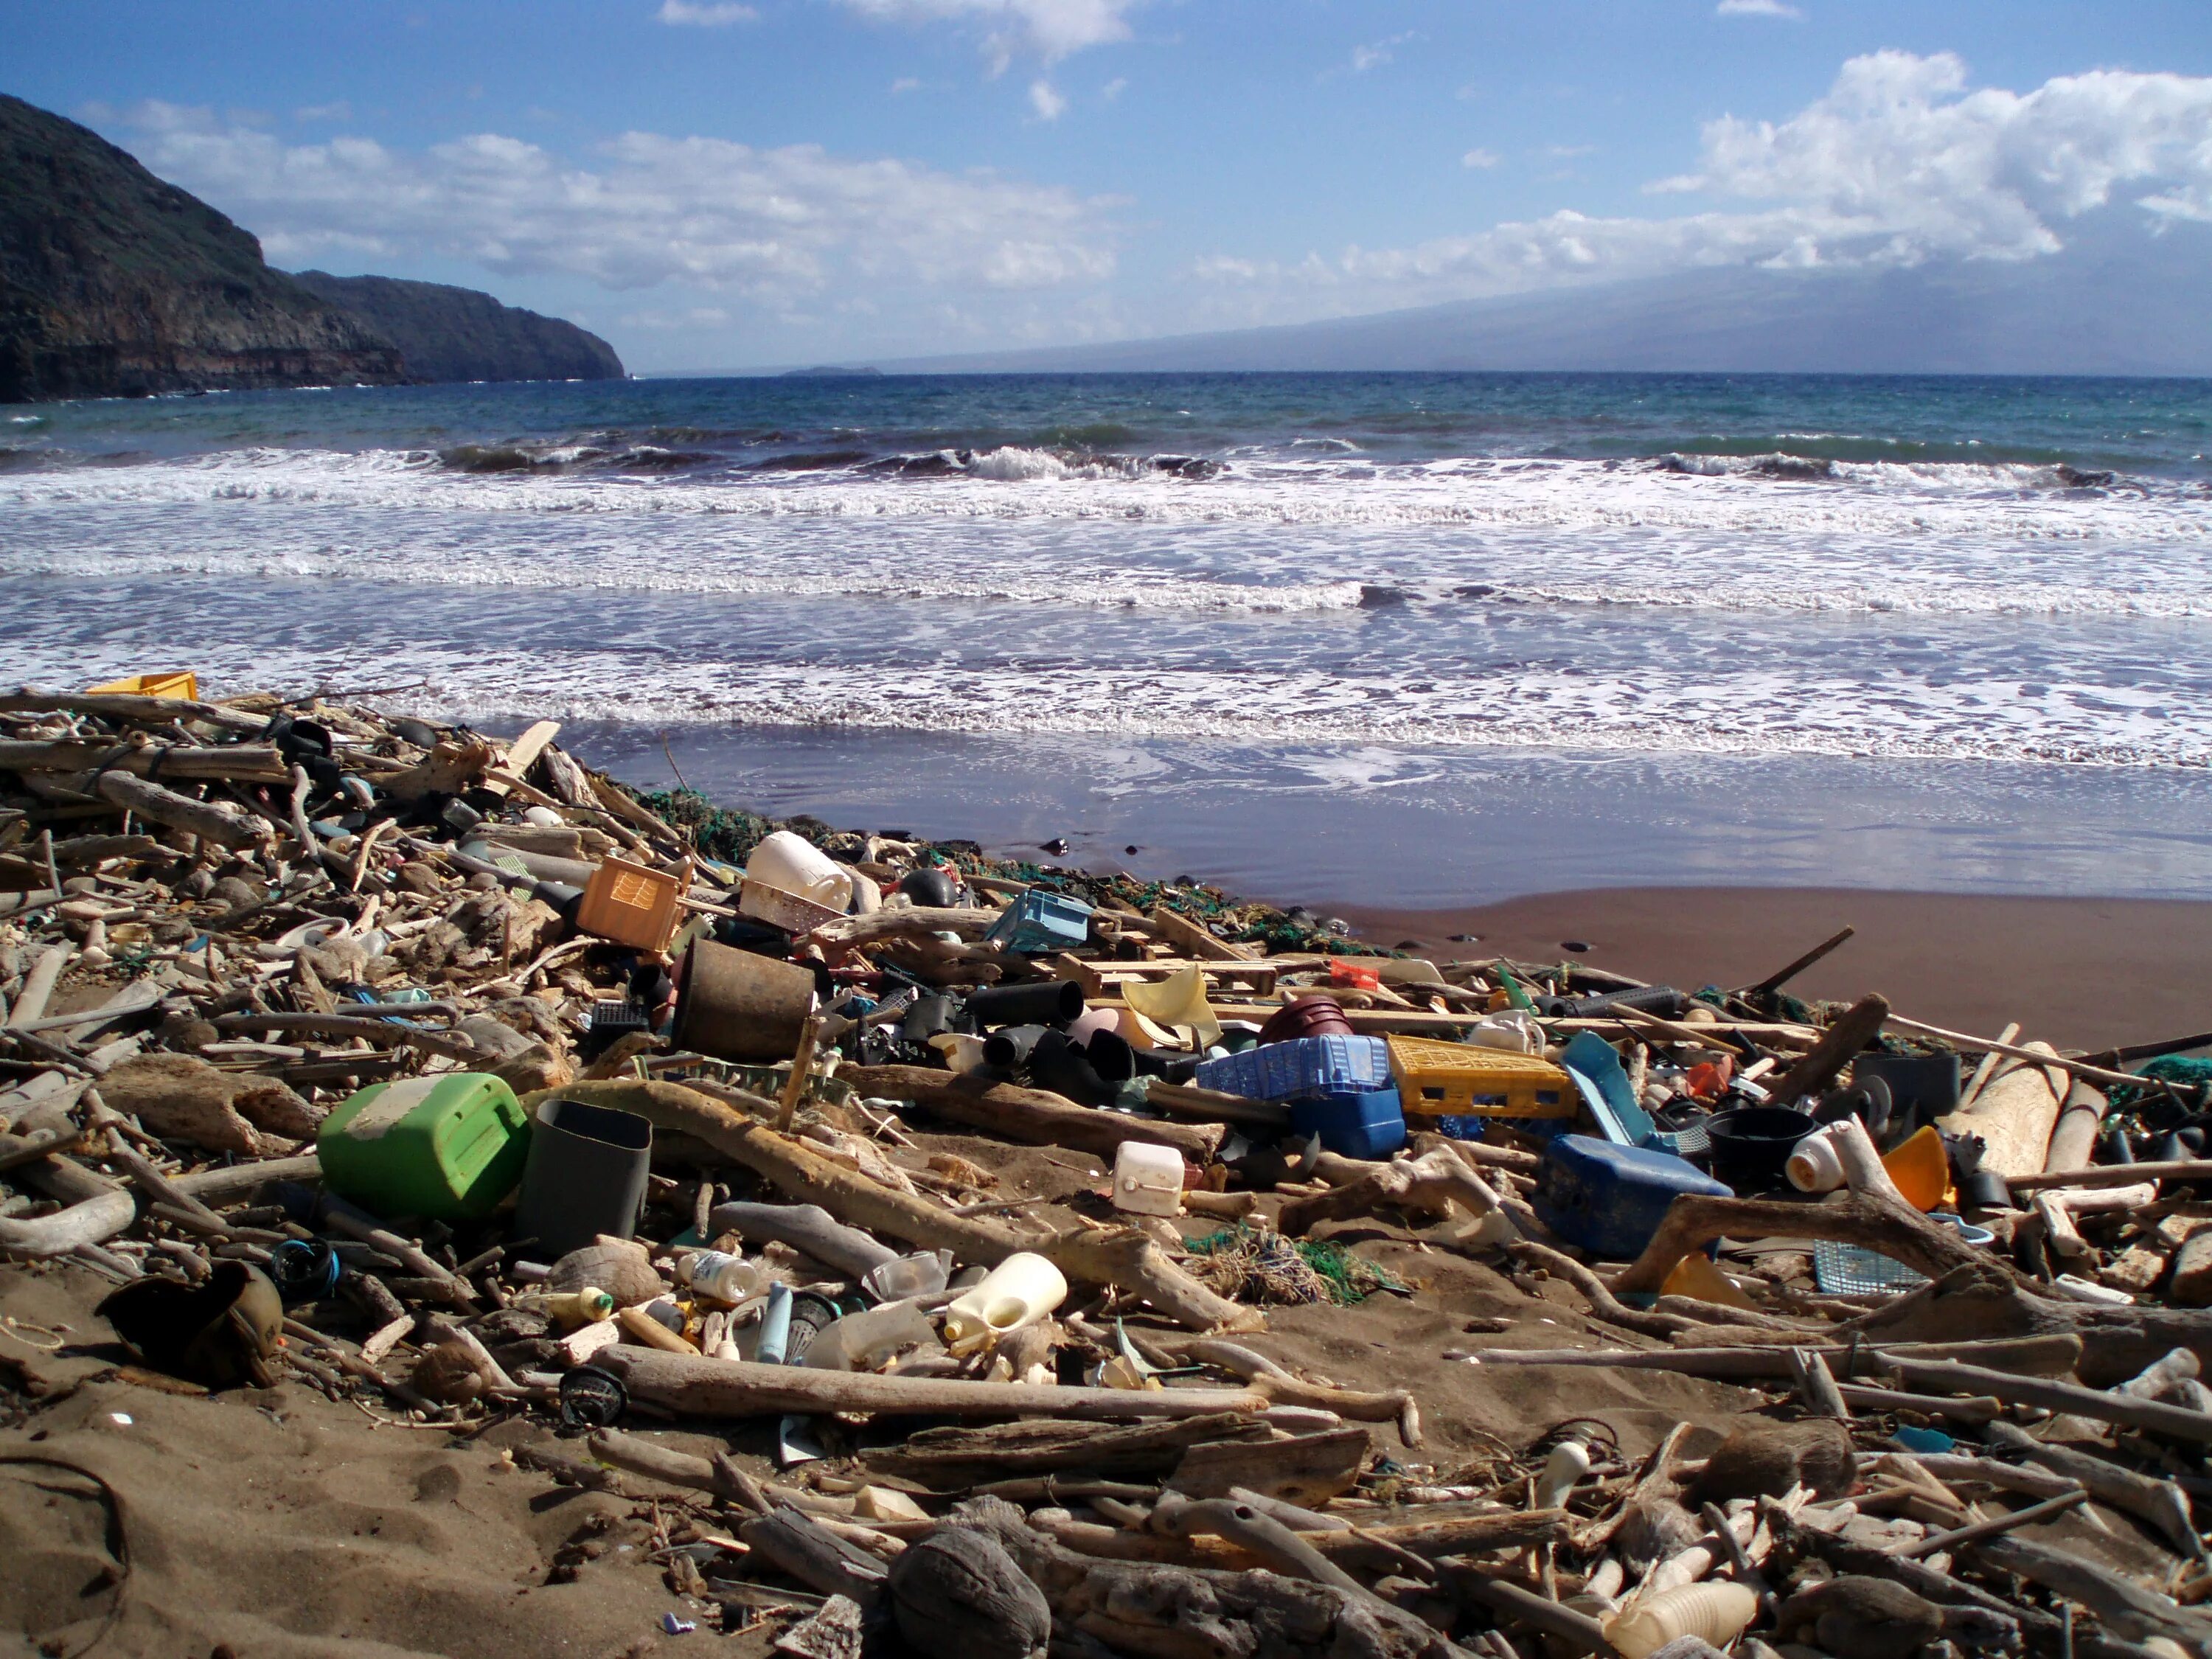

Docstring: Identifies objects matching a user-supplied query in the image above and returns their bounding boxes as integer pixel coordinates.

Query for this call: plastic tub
[1256,996,1354,1046]
[1290,1086,1407,1160]
[942,1252,1066,1353]
[743,831,855,912]
[1704,1106,1818,1194]
[672,939,818,1062]
[1534,1135,1733,1259]
[1853,1051,1963,1122]
[515,1096,653,1257]
[575,857,686,951]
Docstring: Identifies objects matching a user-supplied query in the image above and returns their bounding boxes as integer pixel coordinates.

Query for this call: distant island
[779,365,883,378]
[0,92,623,403]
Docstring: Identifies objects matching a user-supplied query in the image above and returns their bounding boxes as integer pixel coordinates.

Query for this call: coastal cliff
[0,94,404,402]
[0,92,625,402]
[291,271,623,385]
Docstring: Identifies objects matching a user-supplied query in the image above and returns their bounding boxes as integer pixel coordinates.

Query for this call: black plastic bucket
[515,1097,653,1259]
[1704,1106,1817,1194]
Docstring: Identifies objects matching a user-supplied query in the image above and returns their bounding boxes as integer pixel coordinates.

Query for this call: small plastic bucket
[1703,1106,1817,1194]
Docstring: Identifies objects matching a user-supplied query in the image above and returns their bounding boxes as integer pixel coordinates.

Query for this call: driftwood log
[865,1414,1271,1490]
[596,1345,1268,1422]
[811,908,997,949]
[841,1065,1222,1164]
[936,1495,1461,1659]
[1278,1147,1512,1237]
[91,770,267,849]
[529,1078,1259,1332]
[707,1200,899,1278]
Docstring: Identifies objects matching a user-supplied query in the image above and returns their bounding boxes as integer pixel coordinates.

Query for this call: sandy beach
[1336,885,2212,1052]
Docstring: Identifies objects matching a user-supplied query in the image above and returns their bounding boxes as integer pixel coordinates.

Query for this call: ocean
[5,370,2211,907]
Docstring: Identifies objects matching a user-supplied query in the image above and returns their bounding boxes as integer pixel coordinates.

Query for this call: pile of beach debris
[7,681,2212,1659]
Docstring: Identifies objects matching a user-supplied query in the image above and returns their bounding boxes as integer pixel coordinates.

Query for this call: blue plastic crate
[1194,1034,1391,1103]
[1290,1086,1407,1160]
[984,890,1094,954]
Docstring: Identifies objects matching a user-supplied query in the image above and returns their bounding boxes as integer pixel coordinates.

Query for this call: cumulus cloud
[294,101,352,124]
[1028,79,1068,120]
[838,0,1136,70]
[658,0,757,23]
[1195,52,2212,317]
[102,101,1118,305]
[1717,0,1803,17]
[1461,148,1500,170]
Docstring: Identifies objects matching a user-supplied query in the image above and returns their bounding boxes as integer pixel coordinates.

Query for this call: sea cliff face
[0,94,405,402]
[291,271,624,385]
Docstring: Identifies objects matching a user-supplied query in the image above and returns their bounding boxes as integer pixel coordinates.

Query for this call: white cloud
[1717,0,1803,17]
[1028,78,1068,121]
[294,101,352,124]
[891,77,923,94]
[1101,77,1127,102]
[1461,148,1500,170]
[838,0,1137,71]
[103,101,1118,305]
[1196,53,2212,319]
[658,0,757,24]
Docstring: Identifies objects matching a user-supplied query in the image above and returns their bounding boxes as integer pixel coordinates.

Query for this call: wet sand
[1335,886,2212,1052]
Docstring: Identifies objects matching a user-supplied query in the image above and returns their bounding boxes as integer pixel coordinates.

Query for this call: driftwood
[708,1200,898,1278]
[90,769,266,849]
[939,1495,1460,1659]
[1971,1535,2212,1648]
[1944,1042,2068,1180]
[531,1078,1258,1332]
[886,1528,1051,1659]
[811,908,997,949]
[1463,1333,2084,1379]
[841,1065,1222,1164]
[598,1346,1270,1422]
[0,689,265,731]
[741,1507,889,1608]
[1767,992,1890,1105]
[1161,1336,1422,1444]
[0,1153,135,1256]
[1145,1077,1292,1130]
[1279,1147,1511,1237]
[0,740,291,782]
[1166,1427,1370,1505]
[1980,1420,2201,1559]
[866,1414,1271,1489]
[1609,1190,1999,1298]
[1884,1356,2212,1444]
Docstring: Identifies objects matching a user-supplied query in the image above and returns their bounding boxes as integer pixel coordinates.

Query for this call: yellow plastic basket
[87,672,198,700]
[1386,1034,1576,1120]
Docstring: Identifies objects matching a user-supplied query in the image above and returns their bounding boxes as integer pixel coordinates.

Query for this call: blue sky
[8,1,2211,370]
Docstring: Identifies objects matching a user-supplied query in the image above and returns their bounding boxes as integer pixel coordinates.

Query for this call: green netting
[2110,1054,2212,1112]
[630,788,773,866]
[1186,1224,1406,1306]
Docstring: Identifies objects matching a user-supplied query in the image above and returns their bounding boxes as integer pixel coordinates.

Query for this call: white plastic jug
[1604,1582,1758,1659]
[1786,1121,1849,1193]
[1112,1142,1186,1217]
[744,831,855,911]
[942,1252,1066,1354]
[1467,1012,1543,1054]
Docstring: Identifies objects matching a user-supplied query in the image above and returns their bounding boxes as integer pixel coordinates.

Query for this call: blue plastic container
[984,890,1094,954]
[1290,1086,1407,1160]
[1533,1134,1732,1259]
[1194,1034,1391,1102]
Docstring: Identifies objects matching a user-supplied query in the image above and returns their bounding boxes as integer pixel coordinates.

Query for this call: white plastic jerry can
[941,1252,1068,1355]
[1112,1141,1188,1217]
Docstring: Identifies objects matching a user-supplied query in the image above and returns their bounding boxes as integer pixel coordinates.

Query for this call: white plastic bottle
[744,831,855,910]
[942,1252,1067,1354]
[1604,1582,1758,1659]
[681,1250,762,1305]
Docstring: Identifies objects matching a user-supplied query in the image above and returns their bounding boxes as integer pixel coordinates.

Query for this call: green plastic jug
[317,1073,532,1221]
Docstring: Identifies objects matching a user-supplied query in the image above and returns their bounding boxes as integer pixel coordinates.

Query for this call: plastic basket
[737,877,844,937]
[1386,1035,1574,1120]
[1194,1034,1391,1103]
[577,857,686,950]
[984,890,1093,954]
[88,671,198,700]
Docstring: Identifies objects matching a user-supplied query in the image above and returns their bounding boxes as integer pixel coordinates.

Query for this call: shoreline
[1330,885,2212,1052]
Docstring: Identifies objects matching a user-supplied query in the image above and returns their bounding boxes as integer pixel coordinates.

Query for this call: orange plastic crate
[577,857,686,951]
[1386,1035,1576,1120]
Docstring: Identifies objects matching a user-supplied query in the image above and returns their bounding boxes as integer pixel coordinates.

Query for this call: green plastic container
[317,1073,532,1221]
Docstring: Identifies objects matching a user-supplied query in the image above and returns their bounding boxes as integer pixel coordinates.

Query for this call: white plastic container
[804,1299,943,1371]
[862,1251,951,1304]
[744,831,855,912]
[1787,1121,1849,1193]
[942,1252,1067,1354]
[1113,1142,1187,1217]
[1467,1012,1544,1054]
[681,1250,762,1305]
[1535,1439,1590,1510]
[1604,1582,1758,1659]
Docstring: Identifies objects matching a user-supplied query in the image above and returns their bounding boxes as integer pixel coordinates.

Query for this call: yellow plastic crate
[87,671,198,700]
[1386,1035,1576,1120]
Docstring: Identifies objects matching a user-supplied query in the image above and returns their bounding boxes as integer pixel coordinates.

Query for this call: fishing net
[1185,1225,1405,1306]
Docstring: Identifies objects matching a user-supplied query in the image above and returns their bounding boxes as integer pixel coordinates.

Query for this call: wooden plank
[1150,906,1259,962]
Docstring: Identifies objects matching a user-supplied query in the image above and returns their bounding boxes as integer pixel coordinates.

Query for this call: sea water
[3,370,2208,904]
